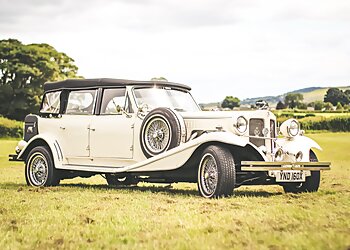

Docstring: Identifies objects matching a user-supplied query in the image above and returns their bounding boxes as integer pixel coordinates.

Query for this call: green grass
[0,134,349,250]
[316,113,350,118]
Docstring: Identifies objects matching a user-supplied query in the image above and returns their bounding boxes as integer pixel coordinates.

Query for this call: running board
[58,164,124,173]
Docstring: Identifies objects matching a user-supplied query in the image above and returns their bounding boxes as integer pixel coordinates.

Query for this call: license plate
[275,170,305,182]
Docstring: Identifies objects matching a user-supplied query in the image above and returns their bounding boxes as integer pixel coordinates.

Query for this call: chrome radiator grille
[270,119,276,151]
[249,118,265,147]
[270,120,276,138]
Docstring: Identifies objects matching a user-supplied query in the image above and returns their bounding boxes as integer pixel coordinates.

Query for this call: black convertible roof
[44,78,191,92]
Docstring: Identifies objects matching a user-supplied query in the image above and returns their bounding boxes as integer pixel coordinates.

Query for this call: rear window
[40,91,61,114]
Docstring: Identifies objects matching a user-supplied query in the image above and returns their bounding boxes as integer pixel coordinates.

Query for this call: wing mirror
[116,105,132,118]
[137,104,149,118]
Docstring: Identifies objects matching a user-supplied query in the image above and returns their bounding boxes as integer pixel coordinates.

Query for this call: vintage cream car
[10,78,331,198]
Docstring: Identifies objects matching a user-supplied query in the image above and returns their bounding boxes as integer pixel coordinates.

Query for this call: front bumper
[240,161,331,171]
[9,154,22,162]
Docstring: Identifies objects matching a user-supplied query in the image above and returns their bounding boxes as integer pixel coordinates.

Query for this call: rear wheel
[25,146,60,186]
[283,150,320,193]
[197,145,236,198]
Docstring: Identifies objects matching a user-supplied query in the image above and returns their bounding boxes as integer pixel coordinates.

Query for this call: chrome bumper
[241,161,331,171]
[9,154,22,162]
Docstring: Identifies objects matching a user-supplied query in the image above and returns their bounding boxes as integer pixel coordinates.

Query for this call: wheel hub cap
[200,154,218,195]
[145,117,170,153]
[29,153,48,186]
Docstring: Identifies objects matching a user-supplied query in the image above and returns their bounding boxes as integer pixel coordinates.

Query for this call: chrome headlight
[279,119,300,138]
[275,148,284,161]
[295,151,303,162]
[235,116,247,133]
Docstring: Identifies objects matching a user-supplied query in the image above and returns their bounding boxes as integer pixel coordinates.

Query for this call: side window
[101,88,128,114]
[40,91,61,114]
[65,89,97,115]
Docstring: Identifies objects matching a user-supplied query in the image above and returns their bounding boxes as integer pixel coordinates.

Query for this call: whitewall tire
[197,145,236,198]
[25,146,60,187]
[140,108,182,158]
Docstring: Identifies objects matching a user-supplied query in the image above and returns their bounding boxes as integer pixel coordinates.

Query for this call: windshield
[133,87,200,112]
[40,91,61,114]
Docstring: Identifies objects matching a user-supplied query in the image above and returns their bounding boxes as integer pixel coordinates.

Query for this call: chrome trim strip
[59,164,124,173]
[53,143,61,161]
[55,140,64,160]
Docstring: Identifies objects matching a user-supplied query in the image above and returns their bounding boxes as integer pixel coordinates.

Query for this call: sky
[1,0,350,103]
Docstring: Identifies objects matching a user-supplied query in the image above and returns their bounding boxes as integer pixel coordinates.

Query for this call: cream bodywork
[17,85,324,174]
[276,136,322,162]
[58,132,261,173]
[19,127,263,173]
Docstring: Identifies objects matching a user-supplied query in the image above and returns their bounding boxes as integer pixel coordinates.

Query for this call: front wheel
[25,146,60,187]
[197,145,236,198]
[283,150,320,193]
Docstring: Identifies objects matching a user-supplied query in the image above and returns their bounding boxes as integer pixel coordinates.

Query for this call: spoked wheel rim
[199,153,219,196]
[144,117,171,154]
[28,152,49,186]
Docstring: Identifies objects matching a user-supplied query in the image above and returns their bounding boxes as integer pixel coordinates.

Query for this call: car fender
[125,131,266,172]
[17,134,64,168]
[276,136,322,161]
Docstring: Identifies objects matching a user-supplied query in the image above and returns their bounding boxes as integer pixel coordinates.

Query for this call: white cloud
[1,0,350,102]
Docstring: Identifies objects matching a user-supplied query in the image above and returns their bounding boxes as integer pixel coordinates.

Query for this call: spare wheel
[140,107,183,158]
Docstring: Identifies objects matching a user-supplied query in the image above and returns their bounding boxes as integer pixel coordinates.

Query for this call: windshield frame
[131,86,201,112]
[40,90,62,115]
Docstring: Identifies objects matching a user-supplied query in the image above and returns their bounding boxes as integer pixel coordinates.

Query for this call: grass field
[0,134,349,250]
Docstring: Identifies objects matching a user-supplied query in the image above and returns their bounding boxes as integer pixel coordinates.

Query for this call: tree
[307,102,315,107]
[151,77,168,81]
[324,88,349,106]
[314,101,325,111]
[297,102,307,110]
[221,96,240,109]
[0,39,80,120]
[276,101,285,110]
[284,93,304,109]
[336,102,343,111]
[343,104,350,111]
[324,102,334,111]
[345,89,350,97]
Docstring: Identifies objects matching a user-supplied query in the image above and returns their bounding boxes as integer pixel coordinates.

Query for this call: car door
[58,89,97,159]
[89,87,134,159]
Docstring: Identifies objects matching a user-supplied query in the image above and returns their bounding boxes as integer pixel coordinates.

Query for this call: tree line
[221,87,350,111]
[0,39,80,120]
[276,88,350,111]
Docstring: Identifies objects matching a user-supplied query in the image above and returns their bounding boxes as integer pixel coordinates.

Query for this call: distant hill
[240,86,350,107]
[289,87,323,94]
[198,102,221,110]
[199,85,350,109]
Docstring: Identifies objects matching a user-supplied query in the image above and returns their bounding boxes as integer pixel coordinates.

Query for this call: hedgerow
[0,116,23,138]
